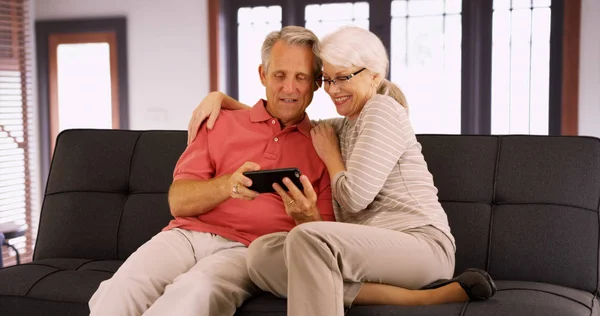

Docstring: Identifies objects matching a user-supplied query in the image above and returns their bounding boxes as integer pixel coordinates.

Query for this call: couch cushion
[489,204,598,292]
[0,258,121,303]
[441,202,491,274]
[235,281,599,316]
[462,281,599,316]
[34,130,186,262]
[419,135,600,294]
[489,136,600,293]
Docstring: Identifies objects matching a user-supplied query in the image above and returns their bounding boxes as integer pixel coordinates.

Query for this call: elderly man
[88,25,333,316]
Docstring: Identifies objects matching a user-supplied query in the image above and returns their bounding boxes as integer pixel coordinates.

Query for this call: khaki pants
[247,222,455,316]
[89,229,257,316]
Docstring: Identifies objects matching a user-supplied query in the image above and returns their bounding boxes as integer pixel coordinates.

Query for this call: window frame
[210,0,579,136]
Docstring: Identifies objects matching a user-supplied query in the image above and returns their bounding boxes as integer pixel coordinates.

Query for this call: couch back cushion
[34,130,186,261]
[420,135,600,293]
[34,130,600,293]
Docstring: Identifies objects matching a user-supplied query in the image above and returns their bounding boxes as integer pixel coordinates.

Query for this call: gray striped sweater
[326,94,455,249]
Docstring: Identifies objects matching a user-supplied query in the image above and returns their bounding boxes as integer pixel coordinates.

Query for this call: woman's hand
[188,92,251,144]
[187,91,224,144]
[311,124,342,163]
[273,175,322,224]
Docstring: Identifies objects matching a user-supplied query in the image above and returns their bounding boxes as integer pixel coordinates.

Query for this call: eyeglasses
[315,68,366,88]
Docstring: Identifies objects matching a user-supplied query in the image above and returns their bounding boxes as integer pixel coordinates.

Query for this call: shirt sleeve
[172,124,215,181]
[332,98,409,213]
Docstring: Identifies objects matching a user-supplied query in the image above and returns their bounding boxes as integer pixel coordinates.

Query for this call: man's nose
[282,78,294,93]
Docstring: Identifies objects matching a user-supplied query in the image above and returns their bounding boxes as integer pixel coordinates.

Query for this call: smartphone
[243,168,304,194]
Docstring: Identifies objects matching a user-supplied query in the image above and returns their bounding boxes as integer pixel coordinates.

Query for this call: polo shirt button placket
[264,133,281,160]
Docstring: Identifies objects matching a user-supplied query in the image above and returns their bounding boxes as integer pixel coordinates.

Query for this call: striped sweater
[326,94,455,249]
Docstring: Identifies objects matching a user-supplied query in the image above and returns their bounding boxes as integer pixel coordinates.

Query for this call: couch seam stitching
[114,132,142,260]
[486,136,501,272]
[439,200,597,212]
[597,181,600,295]
[498,287,592,311]
[74,259,96,271]
[458,300,469,316]
[590,292,596,316]
[24,269,61,296]
[2,294,89,305]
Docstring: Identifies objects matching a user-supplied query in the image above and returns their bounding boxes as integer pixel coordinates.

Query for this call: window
[216,0,572,135]
[305,2,369,120]
[237,6,282,106]
[56,43,113,130]
[391,0,462,134]
[491,0,552,134]
[0,0,37,267]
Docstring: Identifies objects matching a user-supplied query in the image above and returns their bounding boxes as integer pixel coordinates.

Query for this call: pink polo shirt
[163,100,334,246]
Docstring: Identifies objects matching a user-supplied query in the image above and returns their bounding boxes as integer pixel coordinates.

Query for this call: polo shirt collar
[250,99,313,138]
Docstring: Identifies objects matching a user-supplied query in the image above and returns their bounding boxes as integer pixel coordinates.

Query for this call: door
[47,31,121,153]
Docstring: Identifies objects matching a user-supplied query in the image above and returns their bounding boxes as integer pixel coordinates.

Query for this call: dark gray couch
[1,129,599,316]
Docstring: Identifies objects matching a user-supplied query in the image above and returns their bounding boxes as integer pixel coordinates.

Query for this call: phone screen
[243,168,304,193]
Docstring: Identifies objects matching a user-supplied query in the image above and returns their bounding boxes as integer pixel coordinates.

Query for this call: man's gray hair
[261,26,322,77]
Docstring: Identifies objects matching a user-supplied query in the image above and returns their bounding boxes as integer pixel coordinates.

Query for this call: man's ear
[313,81,320,92]
[258,65,267,86]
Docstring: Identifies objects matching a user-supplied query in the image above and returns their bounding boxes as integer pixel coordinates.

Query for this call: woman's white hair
[318,26,408,108]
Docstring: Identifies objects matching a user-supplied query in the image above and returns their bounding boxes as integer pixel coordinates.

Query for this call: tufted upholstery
[1,130,599,316]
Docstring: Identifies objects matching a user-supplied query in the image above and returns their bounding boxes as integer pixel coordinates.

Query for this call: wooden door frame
[36,17,129,189]
[48,32,121,153]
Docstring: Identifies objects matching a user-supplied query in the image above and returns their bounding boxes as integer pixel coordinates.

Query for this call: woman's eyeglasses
[315,68,367,88]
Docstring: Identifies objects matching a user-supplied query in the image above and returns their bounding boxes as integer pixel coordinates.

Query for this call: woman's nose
[327,83,341,94]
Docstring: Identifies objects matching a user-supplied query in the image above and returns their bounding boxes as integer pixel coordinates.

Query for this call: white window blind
[0,0,37,267]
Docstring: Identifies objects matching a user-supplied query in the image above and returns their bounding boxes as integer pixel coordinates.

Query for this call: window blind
[0,0,36,267]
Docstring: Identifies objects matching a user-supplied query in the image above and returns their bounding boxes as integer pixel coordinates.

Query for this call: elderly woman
[187,26,496,316]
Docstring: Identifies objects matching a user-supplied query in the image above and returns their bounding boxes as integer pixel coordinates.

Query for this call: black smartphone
[243,168,304,194]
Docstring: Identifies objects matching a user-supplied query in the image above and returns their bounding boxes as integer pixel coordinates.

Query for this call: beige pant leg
[284,222,455,316]
[248,233,359,302]
[90,230,257,316]
[144,234,257,316]
[247,232,289,298]
[89,229,197,316]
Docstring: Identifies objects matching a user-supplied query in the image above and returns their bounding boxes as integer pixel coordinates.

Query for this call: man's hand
[227,162,261,201]
[273,175,322,224]
[188,91,224,144]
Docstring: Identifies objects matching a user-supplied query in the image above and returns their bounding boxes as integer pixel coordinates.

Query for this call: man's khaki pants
[247,222,455,316]
[89,229,257,316]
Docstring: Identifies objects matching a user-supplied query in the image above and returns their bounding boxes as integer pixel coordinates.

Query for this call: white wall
[35,0,209,130]
[578,0,600,137]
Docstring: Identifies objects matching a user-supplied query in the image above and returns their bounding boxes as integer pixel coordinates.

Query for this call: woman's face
[321,61,379,120]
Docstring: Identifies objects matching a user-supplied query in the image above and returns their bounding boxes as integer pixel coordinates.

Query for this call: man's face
[259,40,318,127]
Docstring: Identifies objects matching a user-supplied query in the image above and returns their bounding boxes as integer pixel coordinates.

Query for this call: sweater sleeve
[310,118,345,135]
[332,97,409,213]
